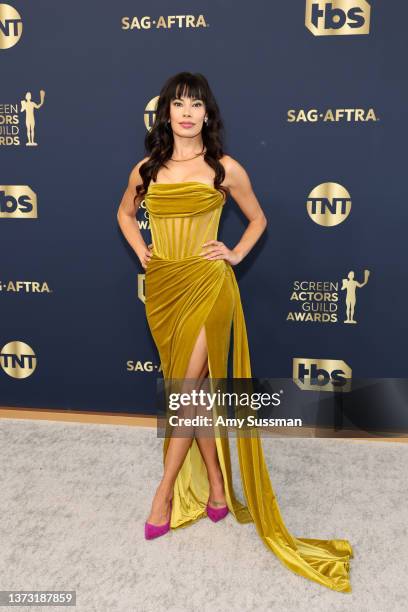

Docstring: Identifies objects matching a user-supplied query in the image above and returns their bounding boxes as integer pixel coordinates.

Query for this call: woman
[117,72,353,592]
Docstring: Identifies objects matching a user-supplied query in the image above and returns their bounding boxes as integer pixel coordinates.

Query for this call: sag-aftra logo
[305,0,371,36]
[121,14,208,31]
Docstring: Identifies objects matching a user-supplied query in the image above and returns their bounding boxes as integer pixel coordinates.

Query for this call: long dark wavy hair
[134,72,230,205]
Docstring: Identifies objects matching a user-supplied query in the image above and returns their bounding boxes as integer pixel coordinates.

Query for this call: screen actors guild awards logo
[287,268,371,324]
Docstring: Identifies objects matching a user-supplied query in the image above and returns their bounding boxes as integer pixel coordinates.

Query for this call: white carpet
[0,418,407,612]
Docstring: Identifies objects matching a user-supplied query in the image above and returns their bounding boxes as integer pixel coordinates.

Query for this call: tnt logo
[0,186,37,218]
[305,0,371,36]
[0,341,37,378]
[0,4,23,49]
[306,182,351,227]
[293,358,352,391]
[144,96,159,131]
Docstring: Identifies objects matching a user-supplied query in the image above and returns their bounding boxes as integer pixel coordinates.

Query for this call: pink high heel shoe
[144,499,172,540]
[206,499,229,522]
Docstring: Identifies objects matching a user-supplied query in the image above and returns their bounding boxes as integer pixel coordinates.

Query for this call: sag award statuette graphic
[341,269,370,323]
[20,90,45,146]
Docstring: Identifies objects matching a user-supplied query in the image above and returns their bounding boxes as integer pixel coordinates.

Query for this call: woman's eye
[173,101,202,107]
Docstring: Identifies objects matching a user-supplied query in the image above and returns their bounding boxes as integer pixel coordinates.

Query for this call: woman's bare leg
[192,327,227,509]
[147,325,214,525]
[195,437,227,509]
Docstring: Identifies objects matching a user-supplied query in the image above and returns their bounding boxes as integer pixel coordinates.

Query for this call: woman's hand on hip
[138,243,153,270]
[199,240,243,266]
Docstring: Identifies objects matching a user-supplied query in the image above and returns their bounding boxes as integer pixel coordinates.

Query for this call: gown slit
[161,266,234,529]
[144,181,354,592]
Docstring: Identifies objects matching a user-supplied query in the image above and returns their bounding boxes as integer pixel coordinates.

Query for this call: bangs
[172,80,205,102]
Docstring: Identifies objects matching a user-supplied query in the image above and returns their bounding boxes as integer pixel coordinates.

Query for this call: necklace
[170,148,205,162]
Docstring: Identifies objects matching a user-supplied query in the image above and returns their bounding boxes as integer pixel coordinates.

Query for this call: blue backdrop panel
[1,1,407,415]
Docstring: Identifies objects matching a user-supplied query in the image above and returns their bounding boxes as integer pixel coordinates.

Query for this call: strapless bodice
[144,181,226,260]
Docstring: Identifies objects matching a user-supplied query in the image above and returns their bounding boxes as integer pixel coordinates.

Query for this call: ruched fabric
[144,181,353,592]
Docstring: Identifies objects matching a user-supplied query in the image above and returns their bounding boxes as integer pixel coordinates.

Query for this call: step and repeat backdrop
[1,1,407,422]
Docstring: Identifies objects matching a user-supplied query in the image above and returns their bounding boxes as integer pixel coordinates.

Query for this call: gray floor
[0,418,407,612]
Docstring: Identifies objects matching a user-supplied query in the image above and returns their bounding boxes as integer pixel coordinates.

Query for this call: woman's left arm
[200,156,267,265]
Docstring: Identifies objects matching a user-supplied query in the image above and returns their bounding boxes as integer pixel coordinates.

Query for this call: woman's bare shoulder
[219,154,250,189]
[128,156,150,188]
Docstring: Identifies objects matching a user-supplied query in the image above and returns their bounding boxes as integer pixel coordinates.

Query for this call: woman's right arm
[116,157,152,270]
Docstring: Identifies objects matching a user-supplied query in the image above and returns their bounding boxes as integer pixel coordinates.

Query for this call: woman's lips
[180,123,194,128]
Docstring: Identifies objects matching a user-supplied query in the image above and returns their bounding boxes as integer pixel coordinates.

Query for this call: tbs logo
[305,1,371,36]
[0,186,37,218]
[293,358,352,392]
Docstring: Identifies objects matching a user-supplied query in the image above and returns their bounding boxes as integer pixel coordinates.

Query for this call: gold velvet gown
[144,181,353,592]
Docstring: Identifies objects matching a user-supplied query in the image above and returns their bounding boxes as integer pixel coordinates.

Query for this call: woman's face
[168,95,207,137]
